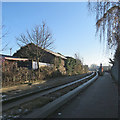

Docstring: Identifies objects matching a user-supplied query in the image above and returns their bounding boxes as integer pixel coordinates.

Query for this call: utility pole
[10,48,12,56]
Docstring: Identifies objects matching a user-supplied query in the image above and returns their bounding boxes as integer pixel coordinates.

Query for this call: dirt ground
[2,72,91,119]
[2,72,91,98]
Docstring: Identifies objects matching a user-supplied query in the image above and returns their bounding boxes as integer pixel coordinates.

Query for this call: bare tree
[1,25,8,39]
[88,1,120,83]
[16,22,54,69]
[1,25,8,51]
[88,3,120,116]
[88,1,120,55]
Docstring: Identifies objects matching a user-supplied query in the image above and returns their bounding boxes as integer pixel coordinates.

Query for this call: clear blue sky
[2,2,113,67]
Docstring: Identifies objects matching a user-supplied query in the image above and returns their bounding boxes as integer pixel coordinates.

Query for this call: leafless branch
[16,21,54,69]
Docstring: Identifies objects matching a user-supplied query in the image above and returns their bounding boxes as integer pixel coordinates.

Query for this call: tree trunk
[118,3,120,118]
[117,4,120,85]
[117,29,120,116]
[37,58,41,79]
[37,58,40,70]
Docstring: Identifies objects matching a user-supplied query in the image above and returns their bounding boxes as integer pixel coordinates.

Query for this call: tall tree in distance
[74,53,83,74]
[16,21,54,69]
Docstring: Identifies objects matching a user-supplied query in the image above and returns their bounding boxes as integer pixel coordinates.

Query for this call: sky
[2,2,114,67]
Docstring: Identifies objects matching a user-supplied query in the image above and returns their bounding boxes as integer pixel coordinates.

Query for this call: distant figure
[98,63,103,76]
[102,67,103,72]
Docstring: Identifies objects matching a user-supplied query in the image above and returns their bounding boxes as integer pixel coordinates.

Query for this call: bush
[49,69,62,78]
[2,65,64,87]
[65,57,84,75]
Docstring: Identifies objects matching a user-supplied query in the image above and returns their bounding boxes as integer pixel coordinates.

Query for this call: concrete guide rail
[2,72,94,104]
[24,72,98,118]
[2,72,94,112]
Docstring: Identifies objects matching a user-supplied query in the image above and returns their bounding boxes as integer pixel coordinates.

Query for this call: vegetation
[54,57,61,69]
[2,22,89,87]
[88,1,120,82]
[65,57,76,75]
[13,43,44,60]
[2,62,60,87]
[2,53,89,87]
[1,25,8,51]
[83,65,89,73]
[88,2,120,53]
[65,56,87,76]
[16,21,54,69]
[88,1,120,67]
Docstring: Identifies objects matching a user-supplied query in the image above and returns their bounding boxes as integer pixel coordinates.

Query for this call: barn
[13,43,67,74]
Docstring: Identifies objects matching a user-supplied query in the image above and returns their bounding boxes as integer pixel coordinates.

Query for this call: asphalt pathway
[49,72,118,118]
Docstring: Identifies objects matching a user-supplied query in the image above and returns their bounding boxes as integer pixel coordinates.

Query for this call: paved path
[49,72,118,118]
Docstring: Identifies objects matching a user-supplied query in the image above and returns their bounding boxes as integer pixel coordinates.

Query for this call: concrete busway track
[2,72,95,112]
[24,72,98,118]
[2,72,93,103]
